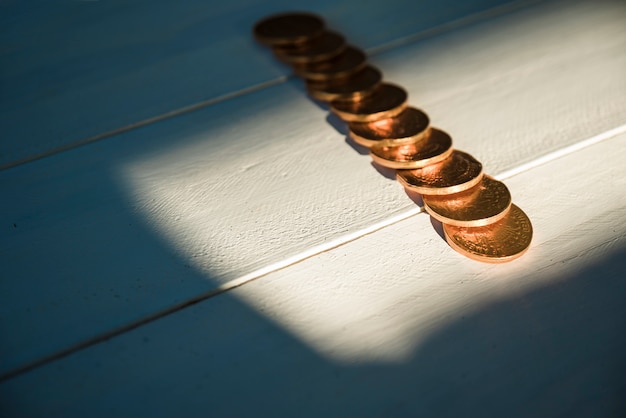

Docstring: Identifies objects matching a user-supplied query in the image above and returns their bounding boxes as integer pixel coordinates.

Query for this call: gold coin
[254,13,325,46]
[349,107,430,148]
[330,83,408,122]
[274,31,346,64]
[292,46,367,80]
[443,204,533,263]
[423,175,512,227]
[369,128,453,169]
[396,150,483,195]
[306,66,382,102]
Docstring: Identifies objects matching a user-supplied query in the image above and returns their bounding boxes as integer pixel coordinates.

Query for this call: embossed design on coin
[292,46,366,80]
[306,66,382,102]
[254,13,325,45]
[370,128,452,169]
[396,150,483,195]
[443,204,533,263]
[274,31,346,63]
[330,83,408,122]
[423,175,512,227]
[349,107,430,148]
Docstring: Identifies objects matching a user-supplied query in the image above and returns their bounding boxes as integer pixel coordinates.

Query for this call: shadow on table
[2,242,625,417]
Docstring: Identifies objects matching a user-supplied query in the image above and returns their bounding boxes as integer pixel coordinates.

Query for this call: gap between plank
[1,122,623,383]
[495,124,626,180]
[0,0,541,172]
[367,0,542,55]
[203,124,626,297]
[0,78,286,172]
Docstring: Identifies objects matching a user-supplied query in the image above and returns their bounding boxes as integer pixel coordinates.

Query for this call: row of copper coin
[254,12,532,263]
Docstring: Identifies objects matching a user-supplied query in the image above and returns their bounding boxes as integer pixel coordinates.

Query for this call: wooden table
[1,0,625,416]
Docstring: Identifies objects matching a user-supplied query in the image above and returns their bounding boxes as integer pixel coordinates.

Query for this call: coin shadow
[430,216,446,241]
[403,188,424,207]
[370,161,397,180]
[308,96,330,112]
[285,76,330,112]
[325,112,348,135]
[344,135,369,156]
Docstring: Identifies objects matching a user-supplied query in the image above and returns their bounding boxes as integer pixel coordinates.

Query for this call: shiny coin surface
[274,31,346,64]
[369,128,453,169]
[254,12,325,45]
[443,204,533,263]
[306,66,382,102]
[396,150,483,195]
[331,83,408,122]
[423,175,512,227]
[349,107,430,148]
[292,46,367,80]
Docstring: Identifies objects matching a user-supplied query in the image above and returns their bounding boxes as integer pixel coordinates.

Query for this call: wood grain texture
[2,131,625,417]
[1,0,625,377]
[0,0,518,169]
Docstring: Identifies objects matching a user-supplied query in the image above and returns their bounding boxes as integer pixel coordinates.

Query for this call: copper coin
[443,204,533,263]
[274,31,346,64]
[254,12,325,46]
[330,83,408,122]
[349,107,430,148]
[306,66,382,102]
[396,150,483,195]
[292,46,367,80]
[369,128,453,169]
[423,175,512,227]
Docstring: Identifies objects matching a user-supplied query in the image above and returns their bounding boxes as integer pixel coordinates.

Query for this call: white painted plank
[376,0,626,171]
[0,0,518,169]
[1,0,625,377]
[2,131,625,417]
[231,134,626,364]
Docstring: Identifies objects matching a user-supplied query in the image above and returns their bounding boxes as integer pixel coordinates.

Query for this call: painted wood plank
[377,0,626,172]
[0,0,518,169]
[1,131,625,417]
[1,0,625,377]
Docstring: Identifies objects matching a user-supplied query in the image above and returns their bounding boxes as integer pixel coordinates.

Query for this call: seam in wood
[0,207,423,382]
[1,123,624,382]
[0,287,227,382]
[366,0,543,56]
[495,124,626,181]
[0,77,286,172]
[0,0,543,172]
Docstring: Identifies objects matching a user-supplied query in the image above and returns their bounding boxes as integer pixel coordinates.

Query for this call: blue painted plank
[0,0,517,168]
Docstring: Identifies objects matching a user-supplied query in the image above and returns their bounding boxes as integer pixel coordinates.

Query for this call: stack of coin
[254,12,532,263]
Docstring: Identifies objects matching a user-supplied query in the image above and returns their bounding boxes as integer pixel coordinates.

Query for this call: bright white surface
[122,0,626,283]
[234,132,626,362]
